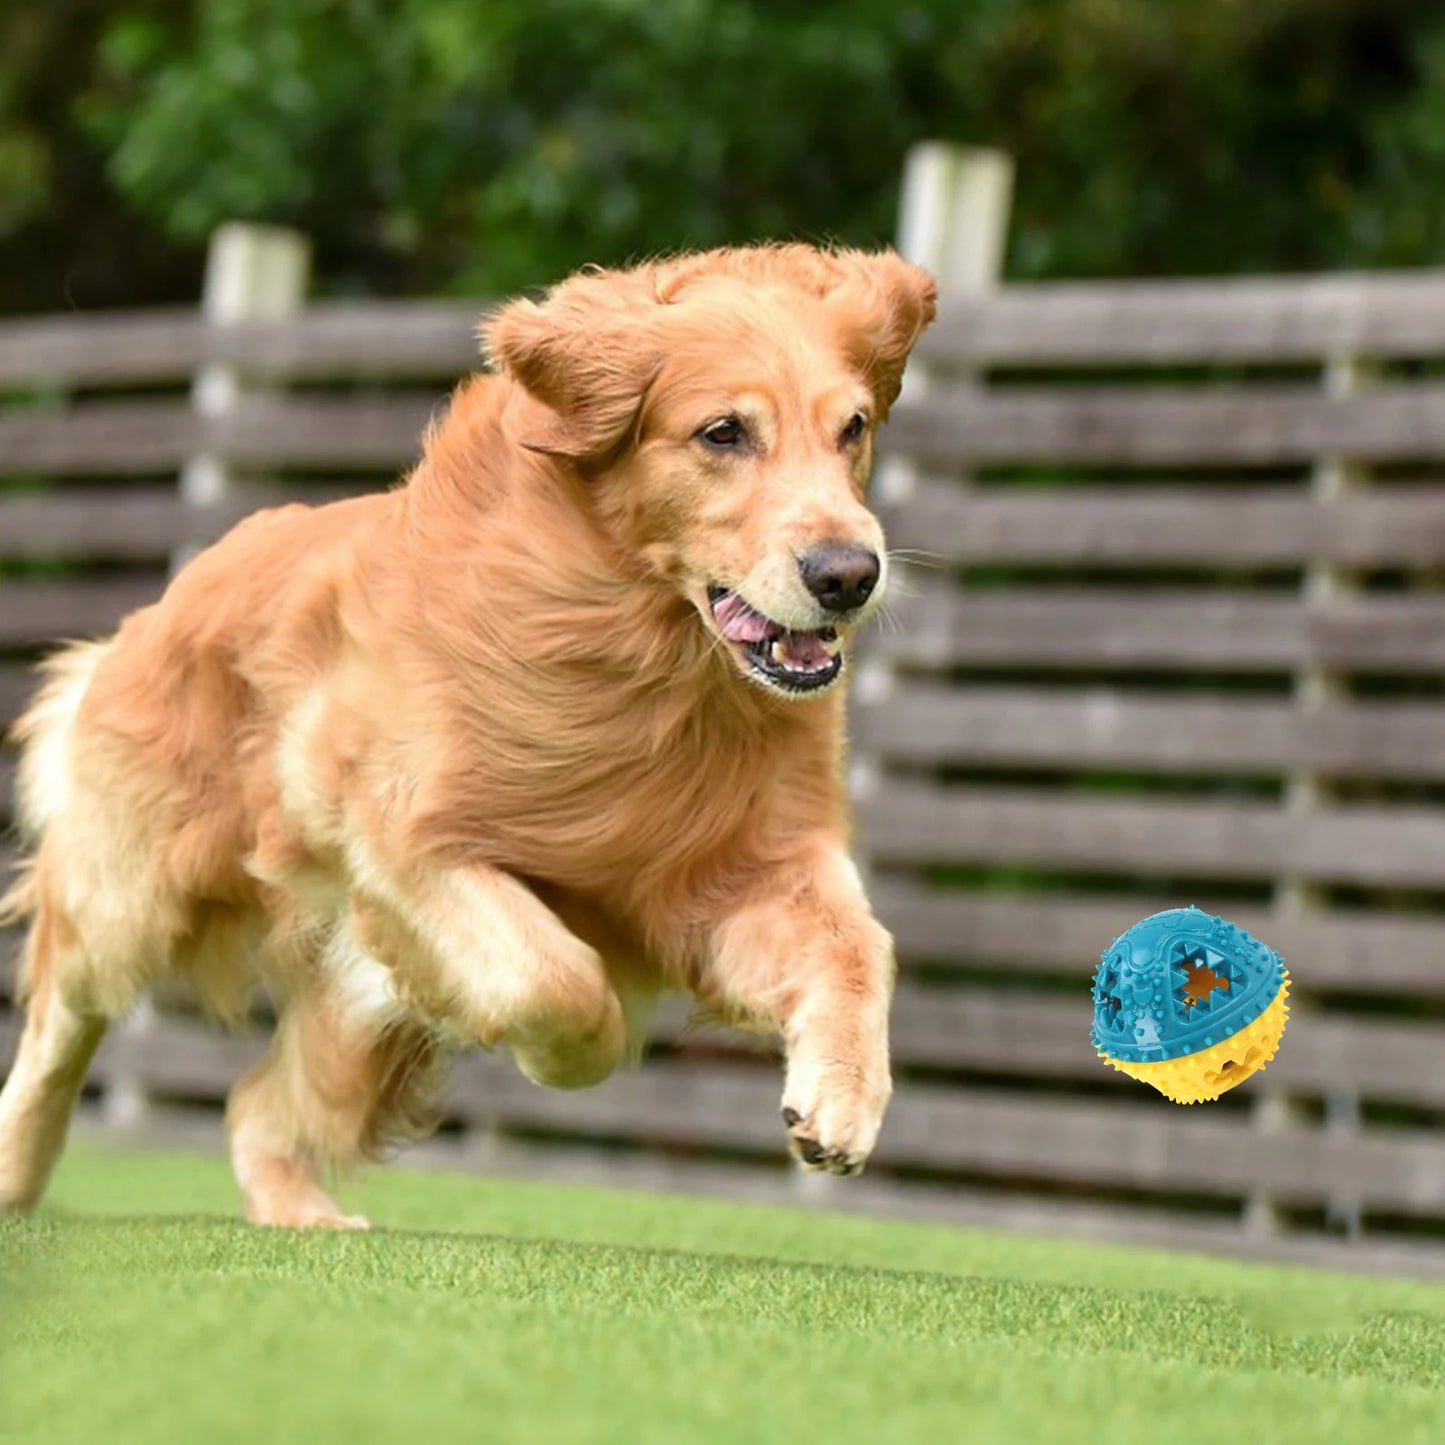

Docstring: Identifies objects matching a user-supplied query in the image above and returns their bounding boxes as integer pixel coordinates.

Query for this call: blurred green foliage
[4,0,1445,308]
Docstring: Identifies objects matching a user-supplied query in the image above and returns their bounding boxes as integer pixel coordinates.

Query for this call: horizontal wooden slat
[38,975,1445,1130]
[442,1054,1445,1213]
[6,983,1445,1219]
[13,273,1445,391]
[27,472,1445,569]
[0,484,366,562]
[0,576,162,645]
[882,582,1445,673]
[0,489,237,560]
[658,995,1426,1116]
[0,302,484,389]
[919,271,1445,367]
[884,382,1445,465]
[0,394,439,475]
[17,383,1445,478]
[430,1134,1445,1277]
[883,1084,1445,1210]
[859,781,1445,887]
[0,400,194,473]
[72,1014,1445,1213]
[889,985,1445,1106]
[872,881,1445,994]
[205,304,483,381]
[882,483,1445,567]
[42,478,1425,572]
[0,311,204,389]
[852,685,1445,780]
[214,395,442,468]
[13,274,1445,390]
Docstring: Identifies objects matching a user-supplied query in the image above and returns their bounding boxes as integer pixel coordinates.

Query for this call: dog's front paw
[780,1064,891,1177]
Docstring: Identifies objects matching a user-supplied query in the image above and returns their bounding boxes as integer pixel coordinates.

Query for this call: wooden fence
[7,145,1445,1275]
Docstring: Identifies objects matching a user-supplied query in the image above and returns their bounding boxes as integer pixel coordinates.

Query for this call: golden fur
[0,244,936,1226]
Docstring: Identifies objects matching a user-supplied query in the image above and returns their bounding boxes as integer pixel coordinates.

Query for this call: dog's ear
[483,278,662,461]
[834,251,938,418]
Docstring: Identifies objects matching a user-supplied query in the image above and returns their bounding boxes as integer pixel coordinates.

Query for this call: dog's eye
[698,416,746,450]
[840,412,869,445]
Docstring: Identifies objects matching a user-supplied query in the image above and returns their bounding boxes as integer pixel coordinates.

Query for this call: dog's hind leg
[0,898,109,1212]
[227,931,443,1229]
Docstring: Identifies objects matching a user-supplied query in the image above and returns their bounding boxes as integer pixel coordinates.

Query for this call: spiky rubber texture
[1099,974,1290,1104]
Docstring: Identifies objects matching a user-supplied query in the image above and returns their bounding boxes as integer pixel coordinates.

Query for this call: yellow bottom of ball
[1099,975,1291,1104]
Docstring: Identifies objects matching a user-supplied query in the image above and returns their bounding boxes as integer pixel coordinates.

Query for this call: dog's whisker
[696,627,733,668]
[887,549,946,571]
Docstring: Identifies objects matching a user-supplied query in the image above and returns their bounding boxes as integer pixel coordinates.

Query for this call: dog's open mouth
[707,585,844,694]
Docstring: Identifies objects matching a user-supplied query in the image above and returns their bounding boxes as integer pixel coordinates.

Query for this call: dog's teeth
[769,639,785,665]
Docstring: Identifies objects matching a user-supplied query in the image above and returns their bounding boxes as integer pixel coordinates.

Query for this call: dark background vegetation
[4,0,1445,313]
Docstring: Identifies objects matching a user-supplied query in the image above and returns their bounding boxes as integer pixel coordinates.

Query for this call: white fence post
[854,142,1014,801]
[894,142,1015,302]
[801,144,1014,1205]
[1249,352,1372,1239]
[179,223,312,554]
[100,222,311,1132]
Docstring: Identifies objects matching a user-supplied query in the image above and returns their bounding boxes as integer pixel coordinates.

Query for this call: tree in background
[4,0,1445,310]
[0,2,199,311]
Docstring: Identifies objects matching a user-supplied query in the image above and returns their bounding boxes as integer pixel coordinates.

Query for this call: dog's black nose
[798,544,881,613]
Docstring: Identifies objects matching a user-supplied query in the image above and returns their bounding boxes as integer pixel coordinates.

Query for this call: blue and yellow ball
[1091,907,1290,1104]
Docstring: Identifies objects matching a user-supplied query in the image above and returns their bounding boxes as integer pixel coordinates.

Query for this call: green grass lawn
[4,1145,1445,1443]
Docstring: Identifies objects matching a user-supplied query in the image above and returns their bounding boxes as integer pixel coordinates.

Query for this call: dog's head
[484,245,937,698]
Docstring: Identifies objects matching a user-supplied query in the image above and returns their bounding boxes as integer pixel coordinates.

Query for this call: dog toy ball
[1090,906,1289,1104]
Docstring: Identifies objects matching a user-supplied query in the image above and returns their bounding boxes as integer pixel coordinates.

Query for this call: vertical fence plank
[99,224,312,1133]
[1248,354,1373,1239]
[178,223,313,557]
[834,144,1015,1208]
[856,143,1015,739]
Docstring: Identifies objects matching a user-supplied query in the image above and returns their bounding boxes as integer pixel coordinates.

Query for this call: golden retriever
[0,243,936,1227]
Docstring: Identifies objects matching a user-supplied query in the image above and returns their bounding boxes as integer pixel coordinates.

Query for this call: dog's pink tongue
[712,593,779,644]
[776,631,833,670]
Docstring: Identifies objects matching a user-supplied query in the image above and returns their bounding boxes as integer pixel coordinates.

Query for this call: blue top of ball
[1090,907,1287,1064]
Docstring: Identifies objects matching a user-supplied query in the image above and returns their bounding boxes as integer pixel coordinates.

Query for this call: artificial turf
[3,1144,1445,1443]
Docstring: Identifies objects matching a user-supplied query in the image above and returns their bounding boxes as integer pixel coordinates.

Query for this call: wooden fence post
[100,222,311,1132]
[805,143,1014,1204]
[179,223,312,553]
[855,141,1014,737]
[1249,352,1372,1239]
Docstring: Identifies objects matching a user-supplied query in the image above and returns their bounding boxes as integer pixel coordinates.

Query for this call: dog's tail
[8,640,109,839]
[2,640,110,937]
